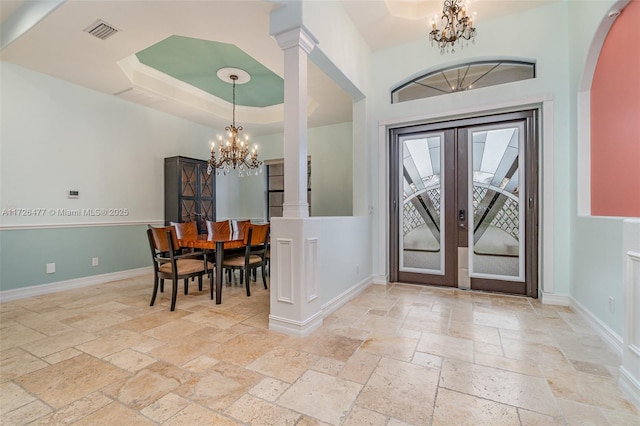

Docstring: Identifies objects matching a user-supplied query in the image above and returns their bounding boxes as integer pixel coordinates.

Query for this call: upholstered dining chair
[147,225,212,311]
[221,223,270,296]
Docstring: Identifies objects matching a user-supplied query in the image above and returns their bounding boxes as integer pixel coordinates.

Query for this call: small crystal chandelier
[207,70,262,176]
[429,0,476,54]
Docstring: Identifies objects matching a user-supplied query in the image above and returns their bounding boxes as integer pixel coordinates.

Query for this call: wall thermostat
[68,190,79,199]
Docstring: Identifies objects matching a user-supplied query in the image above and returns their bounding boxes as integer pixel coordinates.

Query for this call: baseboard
[540,292,570,306]
[268,311,323,337]
[619,367,640,411]
[321,276,372,318]
[0,267,152,302]
[570,296,624,356]
[371,274,388,285]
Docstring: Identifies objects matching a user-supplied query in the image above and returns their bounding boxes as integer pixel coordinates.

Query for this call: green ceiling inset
[136,35,283,108]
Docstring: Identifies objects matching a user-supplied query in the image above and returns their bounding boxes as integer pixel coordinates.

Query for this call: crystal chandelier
[429,0,476,54]
[207,72,262,176]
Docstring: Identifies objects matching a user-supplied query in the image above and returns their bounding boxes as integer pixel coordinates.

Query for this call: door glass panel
[468,124,524,281]
[400,133,444,274]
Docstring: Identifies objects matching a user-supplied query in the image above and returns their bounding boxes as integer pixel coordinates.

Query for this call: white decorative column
[268,27,323,337]
[620,219,640,409]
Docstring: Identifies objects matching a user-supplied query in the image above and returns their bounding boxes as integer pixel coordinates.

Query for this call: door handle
[459,209,466,229]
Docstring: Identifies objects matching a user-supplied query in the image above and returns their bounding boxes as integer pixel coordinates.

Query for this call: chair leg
[160,279,165,292]
[170,279,178,311]
[198,275,203,291]
[150,276,159,306]
[184,278,189,295]
[262,265,268,289]
[245,266,251,297]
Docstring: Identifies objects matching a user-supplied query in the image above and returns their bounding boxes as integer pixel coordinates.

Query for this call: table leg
[215,241,224,304]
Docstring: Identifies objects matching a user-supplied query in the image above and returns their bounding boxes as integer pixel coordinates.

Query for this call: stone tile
[208,328,286,366]
[356,357,438,424]
[416,331,474,362]
[352,312,403,334]
[163,403,239,425]
[278,370,363,425]
[42,347,82,364]
[440,358,559,416]
[118,310,191,333]
[448,320,502,345]
[474,352,542,377]
[182,308,250,330]
[359,333,417,362]
[20,329,95,358]
[342,405,388,426]
[104,348,157,372]
[556,398,610,425]
[247,347,318,383]
[285,330,363,362]
[142,319,209,344]
[140,392,191,423]
[311,356,345,376]
[0,323,47,349]
[2,399,52,424]
[411,351,442,370]
[226,394,301,425]
[76,328,147,359]
[432,388,519,425]
[15,353,127,409]
[34,392,113,425]
[175,361,263,411]
[182,355,220,372]
[103,364,186,410]
[0,347,48,382]
[149,334,220,366]
[472,311,522,330]
[339,350,380,384]
[249,377,290,402]
[517,408,566,425]
[601,407,640,425]
[72,401,155,425]
[0,381,36,412]
[545,368,640,414]
[570,359,614,377]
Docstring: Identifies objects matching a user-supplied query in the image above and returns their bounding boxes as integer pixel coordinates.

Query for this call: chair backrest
[247,223,270,248]
[170,221,198,240]
[148,225,179,254]
[206,220,230,237]
[231,219,251,235]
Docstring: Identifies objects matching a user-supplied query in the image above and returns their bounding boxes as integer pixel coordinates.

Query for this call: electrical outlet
[92,257,99,267]
[608,297,615,313]
[46,263,55,274]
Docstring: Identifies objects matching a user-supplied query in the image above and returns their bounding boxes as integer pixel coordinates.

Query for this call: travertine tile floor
[1,275,639,425]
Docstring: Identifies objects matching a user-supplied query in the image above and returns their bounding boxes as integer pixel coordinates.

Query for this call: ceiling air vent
[84,20,119,40]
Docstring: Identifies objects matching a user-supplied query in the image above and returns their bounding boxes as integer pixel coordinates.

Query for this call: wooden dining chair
[221,223,270,296]
[147,226,212,311]
[206,219,230,237]
[170,221,198,240]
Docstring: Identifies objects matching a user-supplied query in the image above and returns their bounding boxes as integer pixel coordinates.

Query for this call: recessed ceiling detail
[135,35,283,108]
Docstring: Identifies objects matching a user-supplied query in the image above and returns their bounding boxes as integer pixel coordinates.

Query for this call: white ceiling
[0,0,556,135]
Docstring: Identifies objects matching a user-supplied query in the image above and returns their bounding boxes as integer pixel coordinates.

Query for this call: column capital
[274,26,318,54]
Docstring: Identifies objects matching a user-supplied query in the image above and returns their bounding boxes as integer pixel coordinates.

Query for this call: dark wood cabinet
[164,156,215,234]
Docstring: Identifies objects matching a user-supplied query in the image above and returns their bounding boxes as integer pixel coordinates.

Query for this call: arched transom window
[392,60,536,103]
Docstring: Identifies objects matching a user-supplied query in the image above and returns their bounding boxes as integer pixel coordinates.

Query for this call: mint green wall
[567,0,627,335]
[0,62,215,291]
[368,1,573,294]
[0,225,150,291]
[217,122,354,220]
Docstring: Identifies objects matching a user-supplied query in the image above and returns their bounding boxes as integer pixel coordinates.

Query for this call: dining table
[178,231,246,304]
